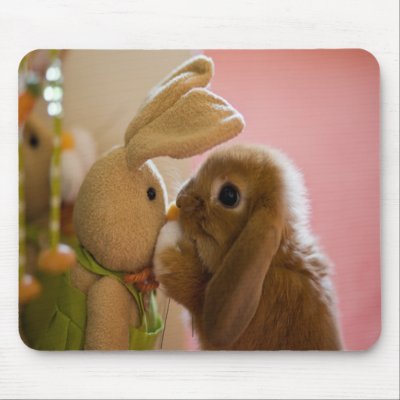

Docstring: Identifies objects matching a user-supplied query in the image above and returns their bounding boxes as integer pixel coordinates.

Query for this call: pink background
[197,50,380,350]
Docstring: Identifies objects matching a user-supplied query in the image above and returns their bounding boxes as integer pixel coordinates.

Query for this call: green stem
[19,128,26,279]
[50,115,62,249]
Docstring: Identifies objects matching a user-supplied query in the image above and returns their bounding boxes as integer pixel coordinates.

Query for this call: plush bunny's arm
[85,277,139,350]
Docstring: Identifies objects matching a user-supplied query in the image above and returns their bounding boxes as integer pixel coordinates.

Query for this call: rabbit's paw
[154,221,182,276]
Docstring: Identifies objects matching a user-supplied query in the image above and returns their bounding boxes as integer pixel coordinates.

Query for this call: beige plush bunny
[154,144,343,350]
[71,55,245,350]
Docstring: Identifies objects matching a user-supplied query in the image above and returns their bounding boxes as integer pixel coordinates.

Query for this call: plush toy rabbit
[70,55,245,350]
[154,144,343,350]
[20,114,97,278]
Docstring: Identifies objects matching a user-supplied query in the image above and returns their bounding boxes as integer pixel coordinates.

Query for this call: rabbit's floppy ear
[203,206,282,348]
[125,55,213,147]
[125,88,245,169]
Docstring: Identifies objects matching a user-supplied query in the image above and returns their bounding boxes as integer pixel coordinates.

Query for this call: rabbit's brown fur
[155,144,343,350]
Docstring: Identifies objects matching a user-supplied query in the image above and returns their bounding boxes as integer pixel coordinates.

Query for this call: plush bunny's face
[73,147,167,273]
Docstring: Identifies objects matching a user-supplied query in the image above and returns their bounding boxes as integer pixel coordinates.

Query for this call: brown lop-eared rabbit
[154,144,343,350]
[72,56,245,350]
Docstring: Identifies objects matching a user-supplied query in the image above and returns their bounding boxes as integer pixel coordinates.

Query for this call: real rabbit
[154,144,343,350]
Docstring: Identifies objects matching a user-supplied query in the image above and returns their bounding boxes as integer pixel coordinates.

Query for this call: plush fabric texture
[124,55,244,169]
[85,276,136,350]
[126,88,245,168]
[73,147,167,273]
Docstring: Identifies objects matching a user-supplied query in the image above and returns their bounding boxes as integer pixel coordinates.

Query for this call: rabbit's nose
[177,193,203,213]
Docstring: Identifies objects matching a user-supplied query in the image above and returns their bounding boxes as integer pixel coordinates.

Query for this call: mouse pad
[18,49,380,351]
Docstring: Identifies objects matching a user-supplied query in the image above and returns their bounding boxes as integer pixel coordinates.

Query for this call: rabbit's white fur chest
[154,221,183,276]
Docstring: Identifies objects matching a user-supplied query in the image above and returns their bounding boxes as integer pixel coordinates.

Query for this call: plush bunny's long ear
[125,55,213,147]
[124,55,245,169]
[126,88,244,169]
[203,207,282,348]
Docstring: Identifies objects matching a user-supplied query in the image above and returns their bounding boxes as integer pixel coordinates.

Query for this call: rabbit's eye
[28,132,40,148]
[218,183,240,208]
[147,187,156,201]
